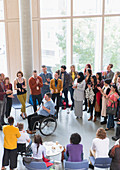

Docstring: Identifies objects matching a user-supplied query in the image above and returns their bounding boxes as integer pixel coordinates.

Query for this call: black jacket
[60,71,71,90]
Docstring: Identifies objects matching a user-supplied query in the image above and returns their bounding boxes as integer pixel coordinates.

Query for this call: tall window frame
[39,0,120,72]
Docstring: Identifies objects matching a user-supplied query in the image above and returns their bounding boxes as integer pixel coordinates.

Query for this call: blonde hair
[96,128,106,139]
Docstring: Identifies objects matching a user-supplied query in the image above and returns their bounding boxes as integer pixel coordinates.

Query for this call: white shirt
[31,143,46,159]
[17,131,30,146]
[91,137,109,158]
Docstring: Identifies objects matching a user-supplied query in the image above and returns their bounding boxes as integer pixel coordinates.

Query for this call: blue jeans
[69,86,74,107]
[107,114,114,129]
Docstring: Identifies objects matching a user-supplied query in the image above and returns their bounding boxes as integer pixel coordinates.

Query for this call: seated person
[27,92,55,134]
[109,139,120,170]
[23,135,53,167]
[64,133,83,162]
[90,128,109,167]
[31,135,46,160]
[17,123,32,153]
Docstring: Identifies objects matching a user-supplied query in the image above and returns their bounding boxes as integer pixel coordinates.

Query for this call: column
[19,0,33,95]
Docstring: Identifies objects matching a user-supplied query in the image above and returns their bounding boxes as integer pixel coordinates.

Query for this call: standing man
[29,70,43,112]
[50,71,63,118]
[102,64,114,81]
[60,65,71,113]
[0,74,11,130]
[2,117,21,170]
[39,65,52,98]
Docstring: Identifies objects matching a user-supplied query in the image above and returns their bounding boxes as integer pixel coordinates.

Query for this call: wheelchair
[32,115,57,136]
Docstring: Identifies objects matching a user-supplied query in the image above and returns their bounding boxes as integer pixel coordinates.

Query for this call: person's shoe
[105,128,110,131]
[20,114,25,120]
[93,116,97,122]
[87,109,90,113]
[89,164,94,169]
[83,108,87,111]
[88,116,93,121]
[101,121,107,125]
[26,130,36,134]
[114,117,118,121]
[112,136,119,141]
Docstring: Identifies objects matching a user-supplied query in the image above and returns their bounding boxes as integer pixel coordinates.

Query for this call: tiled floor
[0,106,115,170]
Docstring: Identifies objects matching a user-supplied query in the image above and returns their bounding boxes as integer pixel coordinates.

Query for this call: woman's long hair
[70,65,76,74]
[34,135,43,153]
[96,72,102,82]
[91,75,97,86]
[77,72,84,83]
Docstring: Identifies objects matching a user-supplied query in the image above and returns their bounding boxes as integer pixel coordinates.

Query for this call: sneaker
[112,136,119,141]
[100,121,107,125]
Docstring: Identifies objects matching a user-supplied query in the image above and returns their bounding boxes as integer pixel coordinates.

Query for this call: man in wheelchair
[27,92,55,134]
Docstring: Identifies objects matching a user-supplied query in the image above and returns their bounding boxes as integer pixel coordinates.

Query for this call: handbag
[106,102,117,115]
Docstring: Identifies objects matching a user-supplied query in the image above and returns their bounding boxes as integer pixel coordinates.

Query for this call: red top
[29,76,43,95]
[107,91,119,108]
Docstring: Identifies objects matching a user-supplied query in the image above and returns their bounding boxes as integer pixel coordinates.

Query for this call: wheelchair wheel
[39,117,57,136]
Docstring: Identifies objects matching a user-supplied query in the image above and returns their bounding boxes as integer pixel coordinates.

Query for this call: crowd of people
[1,63,120,169]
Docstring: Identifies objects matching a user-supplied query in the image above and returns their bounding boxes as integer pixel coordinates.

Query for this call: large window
[103,17,120,72]
[40,0,120,73]
[0,23,7,75]
[0,0,7,75]
[41,19,70,72]
[73,18,101,72]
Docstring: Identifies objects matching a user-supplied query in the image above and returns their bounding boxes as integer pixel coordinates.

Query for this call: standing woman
[105,84,119,131]
[87,75,97,121]
[69,65,77,110]
[14,71,27,119]
[96,72,104,88]
[97,79,111,125]
[73,72,85,118]
[83,68,92,112]
[4,77,13,118]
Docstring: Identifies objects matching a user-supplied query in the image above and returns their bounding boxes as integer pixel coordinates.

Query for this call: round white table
[43,141,64,157]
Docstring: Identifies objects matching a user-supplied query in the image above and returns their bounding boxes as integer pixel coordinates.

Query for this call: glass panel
[73,0,102,16]
[0,0,4,19]
[105,0,120,14]
[41,19,70,73]
[40,0,70,17]
[0,23,7,75]
[73,18,102,73]
[103,17,120,72]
